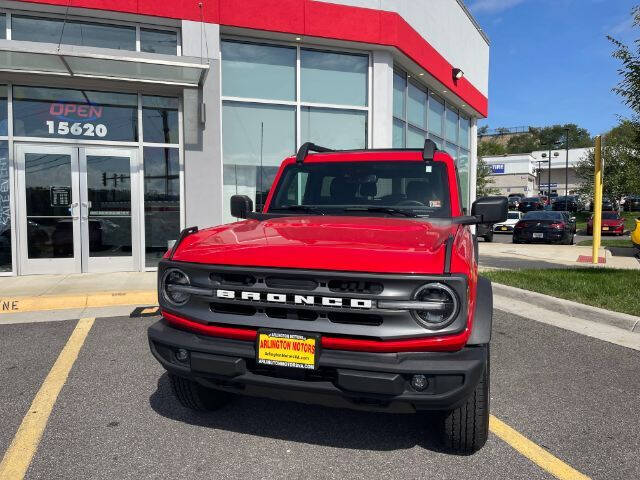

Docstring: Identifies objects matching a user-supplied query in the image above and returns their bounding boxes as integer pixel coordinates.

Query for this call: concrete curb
[492,282,640,333]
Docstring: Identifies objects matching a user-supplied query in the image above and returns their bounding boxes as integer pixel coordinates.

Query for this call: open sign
[49,103,104,122]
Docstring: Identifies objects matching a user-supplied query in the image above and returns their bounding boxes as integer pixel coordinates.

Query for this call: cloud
[468,0,526,14]
[609,16,635,35]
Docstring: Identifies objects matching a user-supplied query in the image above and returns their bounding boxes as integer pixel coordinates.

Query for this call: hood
[171,216,458,274]
[601,218,624,226]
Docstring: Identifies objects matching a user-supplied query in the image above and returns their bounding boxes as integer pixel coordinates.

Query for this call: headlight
[161,268,191,306]
[411,283,459,329]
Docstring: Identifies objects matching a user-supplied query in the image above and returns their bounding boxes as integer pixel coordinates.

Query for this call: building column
[181,21,223,229]
[371,50,394,148]
[469,117,478,209]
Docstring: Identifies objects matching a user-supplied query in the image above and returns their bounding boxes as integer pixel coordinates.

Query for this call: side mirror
[230,195,253,219]
[570,217,576,222]
[472,196,508,224]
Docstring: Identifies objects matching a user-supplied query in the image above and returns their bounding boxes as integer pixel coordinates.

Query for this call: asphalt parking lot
[1,311,639,479]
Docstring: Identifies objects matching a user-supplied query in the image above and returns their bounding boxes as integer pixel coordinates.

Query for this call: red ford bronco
[148,140,507,454]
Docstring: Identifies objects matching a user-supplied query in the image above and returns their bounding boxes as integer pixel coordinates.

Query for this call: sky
[466,0,638,136]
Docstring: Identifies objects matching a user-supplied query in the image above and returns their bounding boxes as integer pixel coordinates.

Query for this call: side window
[284,172,309,204]
[454,166,464,214]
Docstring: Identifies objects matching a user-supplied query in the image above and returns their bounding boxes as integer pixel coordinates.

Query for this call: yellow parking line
[0,291,157,315]
[490,415,591,480]
[0,317,95,480]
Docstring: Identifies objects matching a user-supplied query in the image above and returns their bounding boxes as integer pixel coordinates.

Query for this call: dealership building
[0,0,489,276]
[482,148,591,197]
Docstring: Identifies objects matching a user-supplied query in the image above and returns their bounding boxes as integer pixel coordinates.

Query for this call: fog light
[411,374,429,391]
[175,348,189,362]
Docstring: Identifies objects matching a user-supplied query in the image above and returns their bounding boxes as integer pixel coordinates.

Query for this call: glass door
[16,144,82,275]
[80,147,140,273]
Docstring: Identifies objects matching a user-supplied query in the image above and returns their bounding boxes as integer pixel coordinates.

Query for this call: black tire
[438,351,490,455]
[169,374,233,411]
[484,233,493,243]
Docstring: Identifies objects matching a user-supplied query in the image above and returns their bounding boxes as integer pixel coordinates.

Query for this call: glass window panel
[458,149,470,210]
[0,141,10,271]
[428,93,444,137]
[86,155,132,257]
[12,86,138,141]
[407,125,427,148]
[429,134,443,150]
[459,115,470,148]
[221,41,296,101]
[0,85,7,136]
[12,15,135,50]
[445,142,458,160]
[0,50,69,75]
[301,107,367,150]
[0,14,5,40]
[407,83,427,129]
[393,71,406,119]
[222,102,295,222]
[446,107,459,144]
[143,147,180,267]
[142,96,179,144]
[301,49,368,106]
[393,118,405,148]
[140,28,177,55]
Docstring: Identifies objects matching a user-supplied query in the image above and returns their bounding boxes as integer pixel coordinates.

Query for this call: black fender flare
[467,276,492,345]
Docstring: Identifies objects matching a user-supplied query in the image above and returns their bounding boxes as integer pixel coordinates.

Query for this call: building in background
[0,0,489,275]
[482,148,591,196]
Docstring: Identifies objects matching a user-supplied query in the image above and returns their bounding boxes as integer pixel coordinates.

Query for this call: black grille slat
[265,276,318,291]
[210,302,257,316]
[210,272,256,287]
[328,312,382,326]
[328,280,383,295]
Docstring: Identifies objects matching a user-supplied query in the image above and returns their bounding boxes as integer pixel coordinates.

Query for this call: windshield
[602,212,620,220]
[522,197,539,202]
[270,161,452,218]
[507,212,520,220]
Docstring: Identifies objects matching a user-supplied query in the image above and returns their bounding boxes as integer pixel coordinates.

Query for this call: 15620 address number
[45,121,108,138]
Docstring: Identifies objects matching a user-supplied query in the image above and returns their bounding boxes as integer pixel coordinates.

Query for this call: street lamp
[541,143,561,202]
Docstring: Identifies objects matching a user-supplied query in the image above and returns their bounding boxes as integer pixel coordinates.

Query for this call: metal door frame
[80,146,141,273]
[15,143,82,275]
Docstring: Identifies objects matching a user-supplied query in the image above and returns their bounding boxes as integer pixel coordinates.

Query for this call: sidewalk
[479,242,640,270]
[0,272,157,315]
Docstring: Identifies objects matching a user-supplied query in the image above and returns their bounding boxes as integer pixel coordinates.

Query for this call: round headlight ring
[161,268,191,306]
[411,282,459,330]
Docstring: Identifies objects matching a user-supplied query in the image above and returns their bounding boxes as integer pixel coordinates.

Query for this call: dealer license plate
[533,232,544,239]
[602,226,609,231]
[257,331,318,370]
[501,226,508,231]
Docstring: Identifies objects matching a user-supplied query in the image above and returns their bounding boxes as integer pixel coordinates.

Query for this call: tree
[478,125,489,135]
[502,124,592,154]
[575,121,640,200]
[476,157,500,197]
[506,133,539,154]
[608,6,640,119]
[477,140,506,157]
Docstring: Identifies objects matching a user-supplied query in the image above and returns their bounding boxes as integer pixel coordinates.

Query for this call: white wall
[531,148,591,169]
[315,0,489,97]
[482,154,535,175]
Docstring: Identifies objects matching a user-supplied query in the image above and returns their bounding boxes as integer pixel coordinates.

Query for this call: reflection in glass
[0,142,10,271]
[407,125,427,148]
[142,96,179,144]
[143,148,180,267]
[393,118,405,148]
[458,149,470,210]
[459,115,470,149]
[0,85,7,136]
[140,28,178,55]
[407,83,427,130]
[13,86,138,142]
[12,15,136,50]
[24,153,74,259]
[222,101,295,223]
[393,72,406,119]
[428,93,444,137]
[0,14,4,40]
[301,49,368,106]
[446,107,459,144]
[221,41,296,101]
[301,107,367,150]
[86,156,132,257]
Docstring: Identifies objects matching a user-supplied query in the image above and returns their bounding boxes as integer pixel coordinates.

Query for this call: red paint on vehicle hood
[171,216,458,274]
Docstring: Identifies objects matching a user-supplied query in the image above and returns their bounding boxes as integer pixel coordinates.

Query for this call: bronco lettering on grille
[215,289,373,309]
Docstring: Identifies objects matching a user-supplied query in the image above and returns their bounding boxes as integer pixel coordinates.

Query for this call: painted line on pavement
[0,317,95,480]
[494,295,640,351]
[0,291,157,315]
[490,415,590,480]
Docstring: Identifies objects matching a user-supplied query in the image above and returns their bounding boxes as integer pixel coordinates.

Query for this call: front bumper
[513,230,567,242]
[148,319,487,413]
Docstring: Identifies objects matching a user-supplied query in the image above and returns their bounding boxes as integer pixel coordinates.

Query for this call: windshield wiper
[343,207,418,218]
[274,205,326,215]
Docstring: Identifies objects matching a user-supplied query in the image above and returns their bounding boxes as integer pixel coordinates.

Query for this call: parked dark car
[623,195,640,212]
[513,210,575,245]
[590,197,617,212]
[553,195,580,212]
[476,223,494,242]
[518,197,545,213]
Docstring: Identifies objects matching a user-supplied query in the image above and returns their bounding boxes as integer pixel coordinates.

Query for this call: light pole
[564,128,570,198]
[541,143,561,204]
